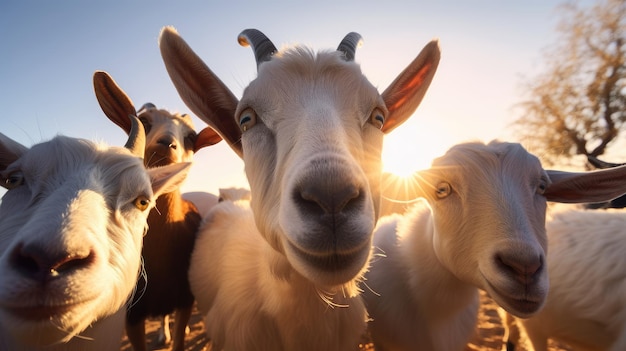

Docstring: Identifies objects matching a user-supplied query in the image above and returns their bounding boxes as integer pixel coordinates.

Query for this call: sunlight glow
[382,124,446,177]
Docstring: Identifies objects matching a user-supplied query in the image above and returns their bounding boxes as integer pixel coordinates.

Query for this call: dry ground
[119,291,572,351]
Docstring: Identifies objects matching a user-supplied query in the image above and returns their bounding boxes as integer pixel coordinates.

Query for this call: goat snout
[494,251,543,286]
[296,181,362,216]
[156,135,177,149]
[10,243,94,283]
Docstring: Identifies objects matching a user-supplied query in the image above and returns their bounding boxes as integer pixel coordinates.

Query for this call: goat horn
[238,29,277,69]
[138,103,156,112]
[587,155,625,169]
[337,32,363,61]
[125,114,146,157]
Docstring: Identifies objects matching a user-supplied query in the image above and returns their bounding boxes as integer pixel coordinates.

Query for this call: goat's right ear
[159,26,243,158]
[381,39,441,134]
[0,134,28,187]
[93,70,137,134]
[194,127,223,152]
[545,165,626,203]
[148,162,192,199]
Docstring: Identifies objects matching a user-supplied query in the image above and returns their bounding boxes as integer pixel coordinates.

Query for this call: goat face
[420,142,549,317]
[240,50,383,287]
[137,104,196,167]
[159,27,441,290]
[0,133,189,346]
[92,71,222,170]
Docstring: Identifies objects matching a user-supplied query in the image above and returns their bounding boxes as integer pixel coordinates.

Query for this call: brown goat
[93,70,221,351]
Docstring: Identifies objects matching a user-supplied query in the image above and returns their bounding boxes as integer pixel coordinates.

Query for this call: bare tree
[514,0,626,166]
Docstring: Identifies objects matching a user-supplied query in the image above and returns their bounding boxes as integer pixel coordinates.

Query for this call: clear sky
[0,1,595,197]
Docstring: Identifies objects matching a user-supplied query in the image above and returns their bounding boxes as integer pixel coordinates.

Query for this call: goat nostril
[11,244,94,282]
[298,183,361,214]
[496,253,542,284]
[157,138,177,150]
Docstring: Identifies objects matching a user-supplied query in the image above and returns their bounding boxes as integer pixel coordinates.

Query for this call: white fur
[182,191,219,218]
[0,133,189,351]
[363,140,626,351]
[160,27,441,350]
[507,206,626,351]
[190,197,368,351]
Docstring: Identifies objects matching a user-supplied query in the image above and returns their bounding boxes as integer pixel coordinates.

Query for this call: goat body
[0,122,190,351]
[364,141,626,351]
[159,27,440,350]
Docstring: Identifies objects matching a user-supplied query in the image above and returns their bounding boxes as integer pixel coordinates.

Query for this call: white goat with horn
[159,26,440,350]
[0,116,191,351]
[363,140,626,351]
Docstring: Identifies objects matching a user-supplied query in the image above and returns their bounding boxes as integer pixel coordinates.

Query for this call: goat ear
[381,40,441,134]
[0,134,28,186]
[148,162,192,198]
[159,26,243,158]
[545,166,626,203]
[194,127,223,152]
[93,70,137,134]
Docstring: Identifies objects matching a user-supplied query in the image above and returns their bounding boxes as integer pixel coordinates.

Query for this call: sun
[381,131,445,215]
[382,133,440,177]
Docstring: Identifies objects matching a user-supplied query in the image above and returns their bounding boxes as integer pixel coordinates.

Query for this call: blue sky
[0,1,593,197]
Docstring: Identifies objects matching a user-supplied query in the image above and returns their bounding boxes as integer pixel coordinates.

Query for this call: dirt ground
[119,291,572,351]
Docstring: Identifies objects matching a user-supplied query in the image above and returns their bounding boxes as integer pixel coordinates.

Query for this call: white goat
[0,117,191,351]
[93,70,222,351]
[363,140,626,351]
[159,26,440,350]
[503,205,626,351]
[182,191,220,218]
[217,187,251,202]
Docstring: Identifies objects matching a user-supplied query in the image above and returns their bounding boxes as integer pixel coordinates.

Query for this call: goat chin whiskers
[128,257,148,310]
[315,288,349,309]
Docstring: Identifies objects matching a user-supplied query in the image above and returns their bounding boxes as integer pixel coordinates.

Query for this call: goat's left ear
[148,162,192,199]
[93,70,137,134]
[545,165,626,203]
[381,40,441,134]
[194,127,223,152]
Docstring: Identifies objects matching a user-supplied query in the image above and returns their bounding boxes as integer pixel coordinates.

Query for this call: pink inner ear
[194,128,223,152]
[390,64,433,108]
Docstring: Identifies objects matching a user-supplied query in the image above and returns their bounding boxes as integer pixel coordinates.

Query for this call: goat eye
[133,195,151,211]
[435,182,451,199]
[238,108,257,132]
[369,108,385,129]
[537,182,547,195]
[4,172,24,189]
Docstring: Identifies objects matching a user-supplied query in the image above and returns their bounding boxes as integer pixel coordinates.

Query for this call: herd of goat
[1,26,626,351]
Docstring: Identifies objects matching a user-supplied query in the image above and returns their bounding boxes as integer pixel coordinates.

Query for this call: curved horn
[125,114,146,157]
[337,32,363,61]
[238,29,277,69]
[138,102,156,113]
[587,155,624,169]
